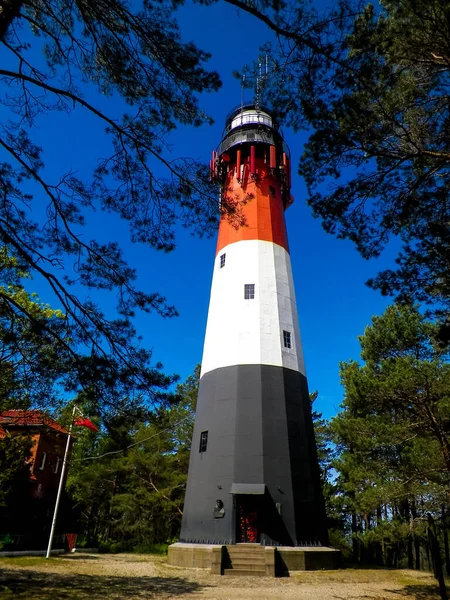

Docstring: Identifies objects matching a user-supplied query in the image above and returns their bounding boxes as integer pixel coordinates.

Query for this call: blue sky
[4,1,398,420]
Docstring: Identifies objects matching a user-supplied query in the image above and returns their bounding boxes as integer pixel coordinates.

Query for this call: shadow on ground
[0,568,207,599]
[385,584,444,599]
[61,554,100,560]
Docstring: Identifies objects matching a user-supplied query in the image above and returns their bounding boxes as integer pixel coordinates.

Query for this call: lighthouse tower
[180,105,328,547]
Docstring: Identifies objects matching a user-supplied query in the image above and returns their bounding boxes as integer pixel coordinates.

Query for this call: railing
[218,129,291,159]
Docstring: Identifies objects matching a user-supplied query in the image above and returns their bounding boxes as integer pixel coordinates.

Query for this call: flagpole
[46,404,76,559]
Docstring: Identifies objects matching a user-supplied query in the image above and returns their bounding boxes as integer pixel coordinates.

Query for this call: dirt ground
[0,553,445,600]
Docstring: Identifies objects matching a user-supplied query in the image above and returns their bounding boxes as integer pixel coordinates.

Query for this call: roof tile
[0,410,69,435]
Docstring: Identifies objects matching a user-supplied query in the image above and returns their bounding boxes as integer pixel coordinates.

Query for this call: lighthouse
[179,104,328,548]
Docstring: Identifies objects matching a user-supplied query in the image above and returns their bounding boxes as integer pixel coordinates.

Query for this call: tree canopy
[0,248,69,410]
[0,0,252,414]
[227,0,450,327]
[329,304,450,566]
[0,249,177,418]
[66,365,199,549]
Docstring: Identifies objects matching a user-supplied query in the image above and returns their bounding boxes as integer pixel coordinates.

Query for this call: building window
[53,457,61,474]
[38,452,47,471]
[220,253,226,268]
[199,431,208,453]
[283,330,292,349]
[269,185,276,197]
[244,284,255,299]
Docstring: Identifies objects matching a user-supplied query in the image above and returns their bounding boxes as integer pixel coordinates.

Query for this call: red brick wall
[31,432,69,500]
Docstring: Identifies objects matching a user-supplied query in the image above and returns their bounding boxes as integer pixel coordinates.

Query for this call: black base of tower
[180,364,328,547]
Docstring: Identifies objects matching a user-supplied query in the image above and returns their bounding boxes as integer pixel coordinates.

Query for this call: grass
[0,557,54,568]
[0,553,446,599]
[289,566,433,583]
[0,556,203,599]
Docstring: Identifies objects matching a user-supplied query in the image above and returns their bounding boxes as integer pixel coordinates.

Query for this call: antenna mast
[241,73,245,126]
[255,55,270,113]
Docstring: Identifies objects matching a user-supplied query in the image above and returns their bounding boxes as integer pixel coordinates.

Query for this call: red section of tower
[210,107,294,256]
[216,157,290,255]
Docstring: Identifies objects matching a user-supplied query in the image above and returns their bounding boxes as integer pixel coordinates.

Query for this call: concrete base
[168,543,341,575]
[276,546,341,572]
[168,543,223,572]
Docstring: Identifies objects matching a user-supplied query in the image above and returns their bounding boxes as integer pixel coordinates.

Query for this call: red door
[237,499,259,543]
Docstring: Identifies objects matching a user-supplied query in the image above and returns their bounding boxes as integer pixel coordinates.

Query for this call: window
[269,185,276,197]
[199,431,208,453]
[38,452,47,471]
[244,284,255,299]
[283,330,292,349]
[220,253,226,268]
[53,457,61,474]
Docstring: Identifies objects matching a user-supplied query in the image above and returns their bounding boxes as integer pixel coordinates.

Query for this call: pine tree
[331,304,450,566]
[0,0,240,413]
[67,365,198,548]
[0,248,69,410]
[225,0,450,331]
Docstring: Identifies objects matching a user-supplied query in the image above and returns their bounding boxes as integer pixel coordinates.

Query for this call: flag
[74,416,98,432]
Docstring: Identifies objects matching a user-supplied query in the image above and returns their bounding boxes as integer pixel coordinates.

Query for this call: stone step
[223,568,266,577]
[228,551,265,558]
[230,556,266,565]
[228,548,264,550]
[228,556,265,561]
[227,547,265,554]
[228,562,267,571]
[230,554,266,564]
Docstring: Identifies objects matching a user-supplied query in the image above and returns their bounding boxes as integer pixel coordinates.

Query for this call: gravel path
[0,553,443,599]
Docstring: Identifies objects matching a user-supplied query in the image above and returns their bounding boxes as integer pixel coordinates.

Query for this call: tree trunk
[415,536,421,571]
[405,499,414,570]
[411,500,421,570]
[352,511,359,564]
[444,526,450,577]
[363,512,372,564]
[0,0,23,40]
[408,534,414,569]
[428,515,448,600]
[442,507,450,577]
[394,542,399,568]
[376,505,384,566]
[386,545,393,568]
[423,401,450,475]
[104,475,118,541]
[426,541,432,572]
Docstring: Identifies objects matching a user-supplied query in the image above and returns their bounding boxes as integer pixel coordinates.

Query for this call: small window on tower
[220,253,226,268]
[199,431,208,453]
[244,284,255,299]
[283,330,292,349]
[269,185,276,197]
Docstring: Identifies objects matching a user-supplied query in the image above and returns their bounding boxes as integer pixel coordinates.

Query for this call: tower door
[236,496,260,543]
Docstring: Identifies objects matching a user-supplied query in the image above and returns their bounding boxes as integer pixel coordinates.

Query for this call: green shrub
[133,542,169,555]
[329,528,352,561]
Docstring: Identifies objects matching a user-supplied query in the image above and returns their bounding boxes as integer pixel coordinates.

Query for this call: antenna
[241,73,245,126]
[255,59,262,113]
[255,55,270,113]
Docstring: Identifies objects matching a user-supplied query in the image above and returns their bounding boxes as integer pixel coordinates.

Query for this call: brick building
[0,410,72,545]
